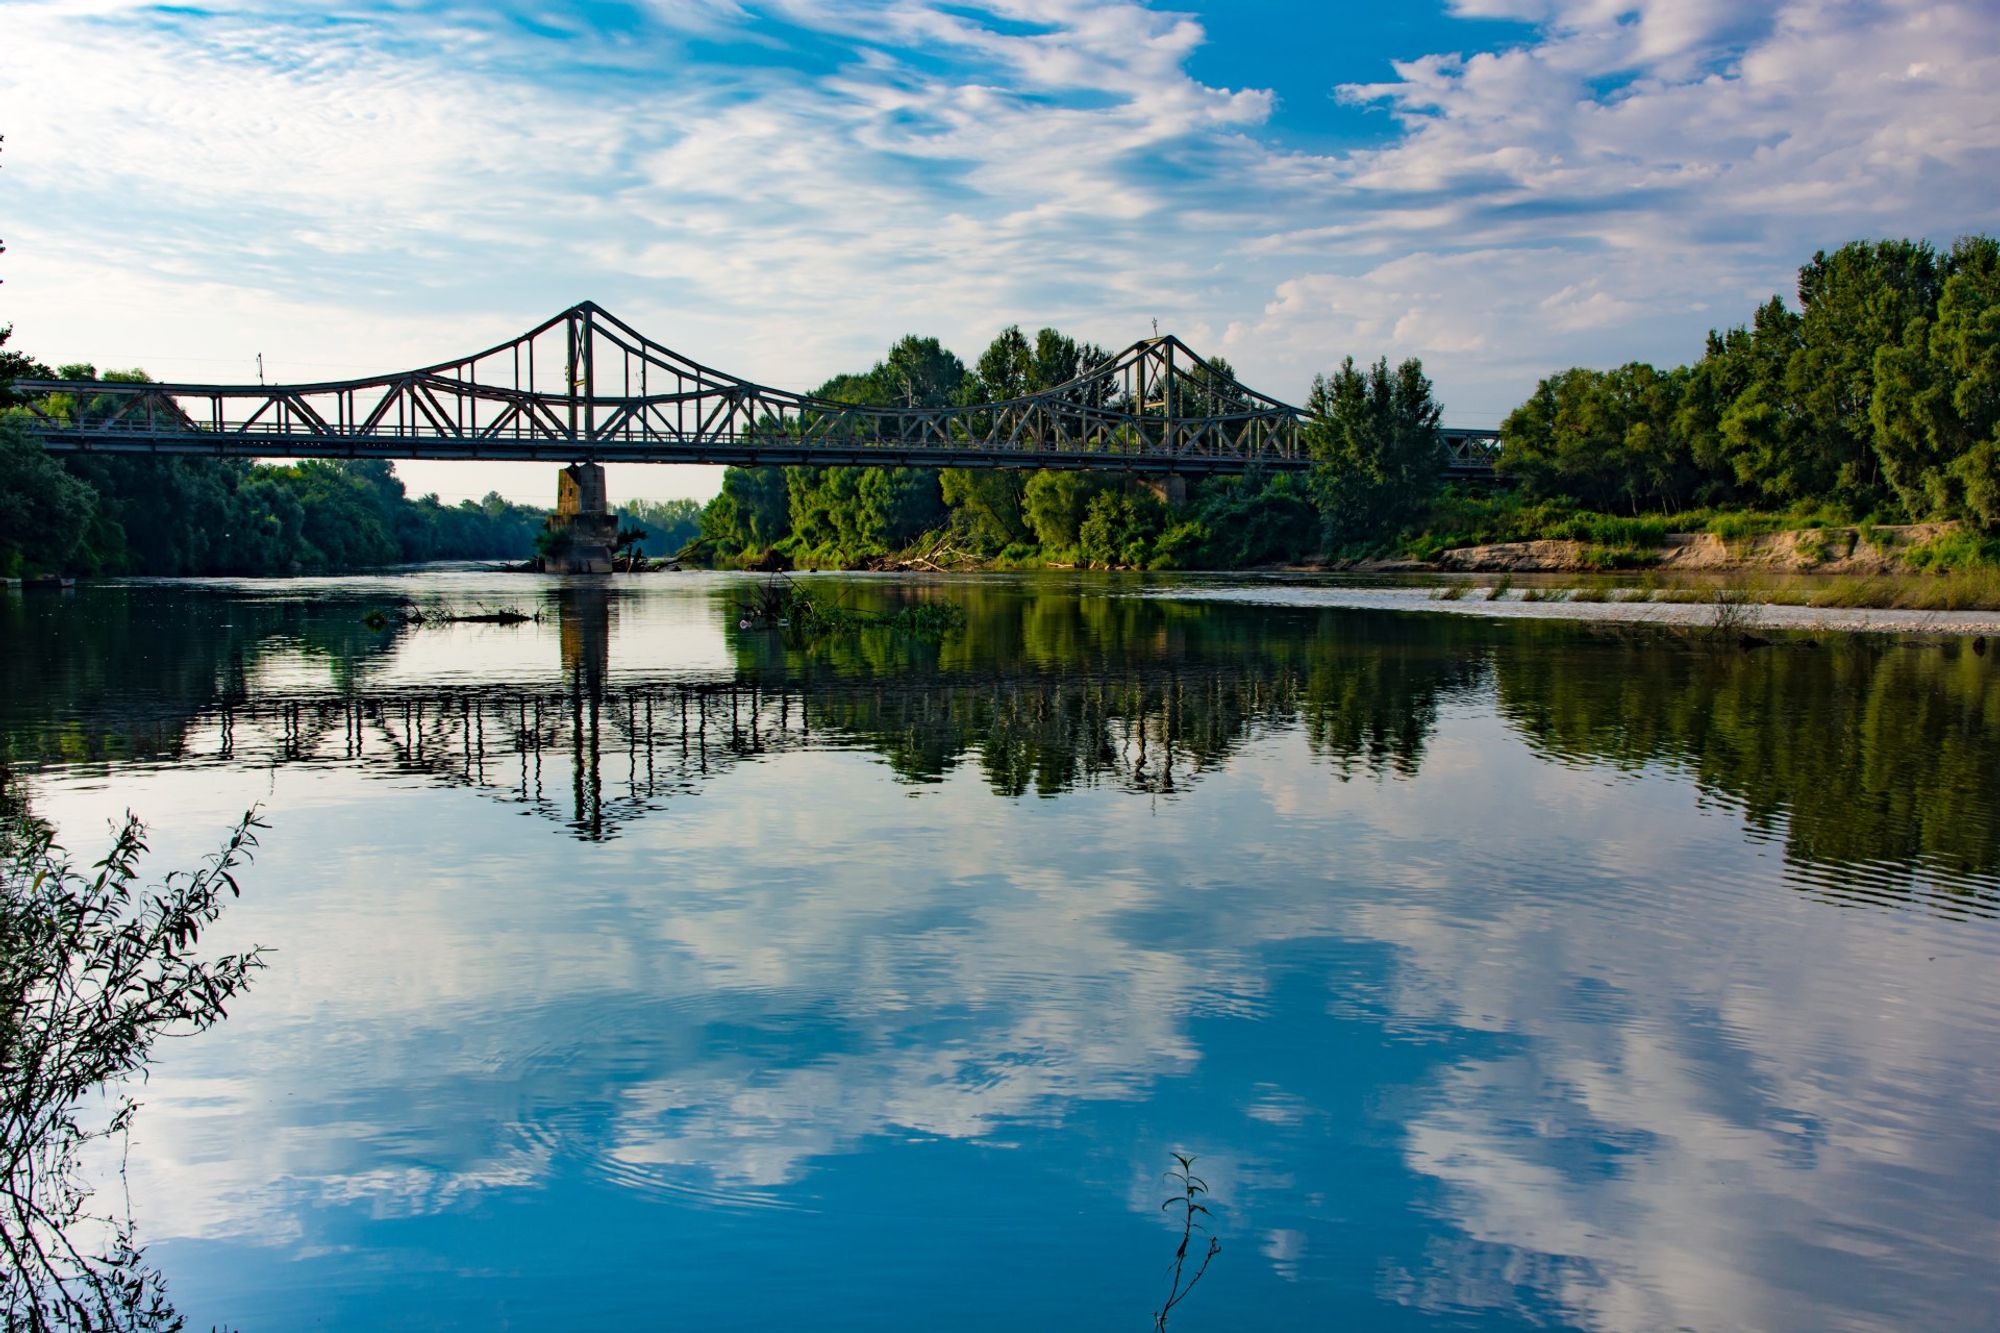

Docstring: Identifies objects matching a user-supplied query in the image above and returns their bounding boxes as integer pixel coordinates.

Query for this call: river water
[4,571,1997,1331]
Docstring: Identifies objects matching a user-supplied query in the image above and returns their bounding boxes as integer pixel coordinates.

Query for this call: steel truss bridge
[14,302,1501,477]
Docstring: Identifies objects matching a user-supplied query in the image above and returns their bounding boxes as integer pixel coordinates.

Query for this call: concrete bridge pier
[544,462,618,574]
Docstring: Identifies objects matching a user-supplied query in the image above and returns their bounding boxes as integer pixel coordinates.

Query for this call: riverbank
[1421,522,1963,575]
[1152,577,2000,637]
[1283,522,1999,610]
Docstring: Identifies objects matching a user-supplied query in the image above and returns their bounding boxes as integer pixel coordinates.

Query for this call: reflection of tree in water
[7,579,2000,904]
[0,583,399,769]
[1498,632,2000,915]
[1294,618,1494,780]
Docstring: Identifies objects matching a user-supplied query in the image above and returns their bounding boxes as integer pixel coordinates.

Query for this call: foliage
[1502,235,2000,537]
[1154,1153,1221,1331]
[1077,490,1167,568]
[698,465,791,557]
[1498,362,1693,512]
[1,416,550,578]
[1,799,266,1331]
[937,469,1030,552]
[617,498,703,556]
[1871,237,2000,523]
[1021,469,1113,556]
[1182,471,1320,567]
[1305,355,1445,544]
[787,466,946,558]
[0,417,96,577]
[1,321,55,408]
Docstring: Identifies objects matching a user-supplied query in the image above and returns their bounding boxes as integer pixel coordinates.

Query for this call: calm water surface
[4,571,1997,1331]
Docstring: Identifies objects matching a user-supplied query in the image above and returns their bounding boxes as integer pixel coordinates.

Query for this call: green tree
[940,469,1031,550]
[875,335,966,409]
[1497,363,1693,512]
[619,498,705,554]
[700,466,791,554]
[1871,236,2000,524]
[1675,297,1802,504]
[1787,239,1943,507]
[1185,472,1319,566]
[0,326,52,406]
[0,417,95,575]
[1022,470,1113,554]
[1305,356,1444,543]
[1077,490,1166,568]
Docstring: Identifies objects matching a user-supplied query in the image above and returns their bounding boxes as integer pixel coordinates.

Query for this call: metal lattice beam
[12,302,1499,475]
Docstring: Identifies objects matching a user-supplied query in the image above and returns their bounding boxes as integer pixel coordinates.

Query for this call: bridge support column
[1143,474,1189,508]
[542,462,618,575]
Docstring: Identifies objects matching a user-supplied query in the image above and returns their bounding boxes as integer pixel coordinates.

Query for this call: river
[3,570,1996,1331]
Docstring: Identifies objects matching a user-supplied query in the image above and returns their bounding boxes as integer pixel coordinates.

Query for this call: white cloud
[1,0,1996,500]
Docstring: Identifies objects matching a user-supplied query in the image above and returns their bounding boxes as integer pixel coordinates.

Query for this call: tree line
[0,357,553,577]
[4,234,1996,576]
[1497,236,2000,527]
[691,322,1442,569]
[694,235,1999,570]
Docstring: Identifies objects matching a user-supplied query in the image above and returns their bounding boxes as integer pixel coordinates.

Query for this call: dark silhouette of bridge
[14,303,1501,477]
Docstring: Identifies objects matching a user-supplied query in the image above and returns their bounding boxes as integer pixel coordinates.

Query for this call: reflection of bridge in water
[199,669,1297,842]
[184,587,1313,841]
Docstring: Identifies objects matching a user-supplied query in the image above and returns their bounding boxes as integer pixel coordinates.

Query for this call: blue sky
[3,0,1997,503]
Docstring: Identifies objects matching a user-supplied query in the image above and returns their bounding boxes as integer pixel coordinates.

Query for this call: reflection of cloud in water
[103,713,2000,1332]
[1357,831,2000,1328]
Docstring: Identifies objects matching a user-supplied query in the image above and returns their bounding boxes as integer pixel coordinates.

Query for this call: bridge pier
[542,462,618,574]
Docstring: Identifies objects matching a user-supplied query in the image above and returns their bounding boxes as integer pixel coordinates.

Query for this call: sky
[2,0,1997,505]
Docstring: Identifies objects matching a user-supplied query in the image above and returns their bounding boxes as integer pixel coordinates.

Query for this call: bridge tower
[543,462,618,574]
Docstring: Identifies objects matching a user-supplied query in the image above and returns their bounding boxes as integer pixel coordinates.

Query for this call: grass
[1576,543,1660,570]
[1904,528,2000,572]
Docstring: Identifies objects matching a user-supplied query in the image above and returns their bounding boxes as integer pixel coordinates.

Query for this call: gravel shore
[1148,582,2000,636]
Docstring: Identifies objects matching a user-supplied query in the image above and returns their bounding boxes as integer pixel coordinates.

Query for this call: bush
[3,803,267,1331]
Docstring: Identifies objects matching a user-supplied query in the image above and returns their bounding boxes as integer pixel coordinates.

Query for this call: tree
[0,326,52,406]
[1497,363,1693,512]
[1675,297,1801,504]
[1184,471,1319,567]
[1022,470,1113,554]
[940,468,1031,550]
[620,498,704,555]
[0,417,95,575]
[876,335,966,409]
[700,466,790,554]
[1077,490,1166,568]
[1305,356,1444,543]
[1787,239,1943,507]
[1871,235,2000,523]
[2,803,265,1332]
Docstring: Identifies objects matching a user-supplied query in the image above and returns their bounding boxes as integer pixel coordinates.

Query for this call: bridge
[12,302,1501,477]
